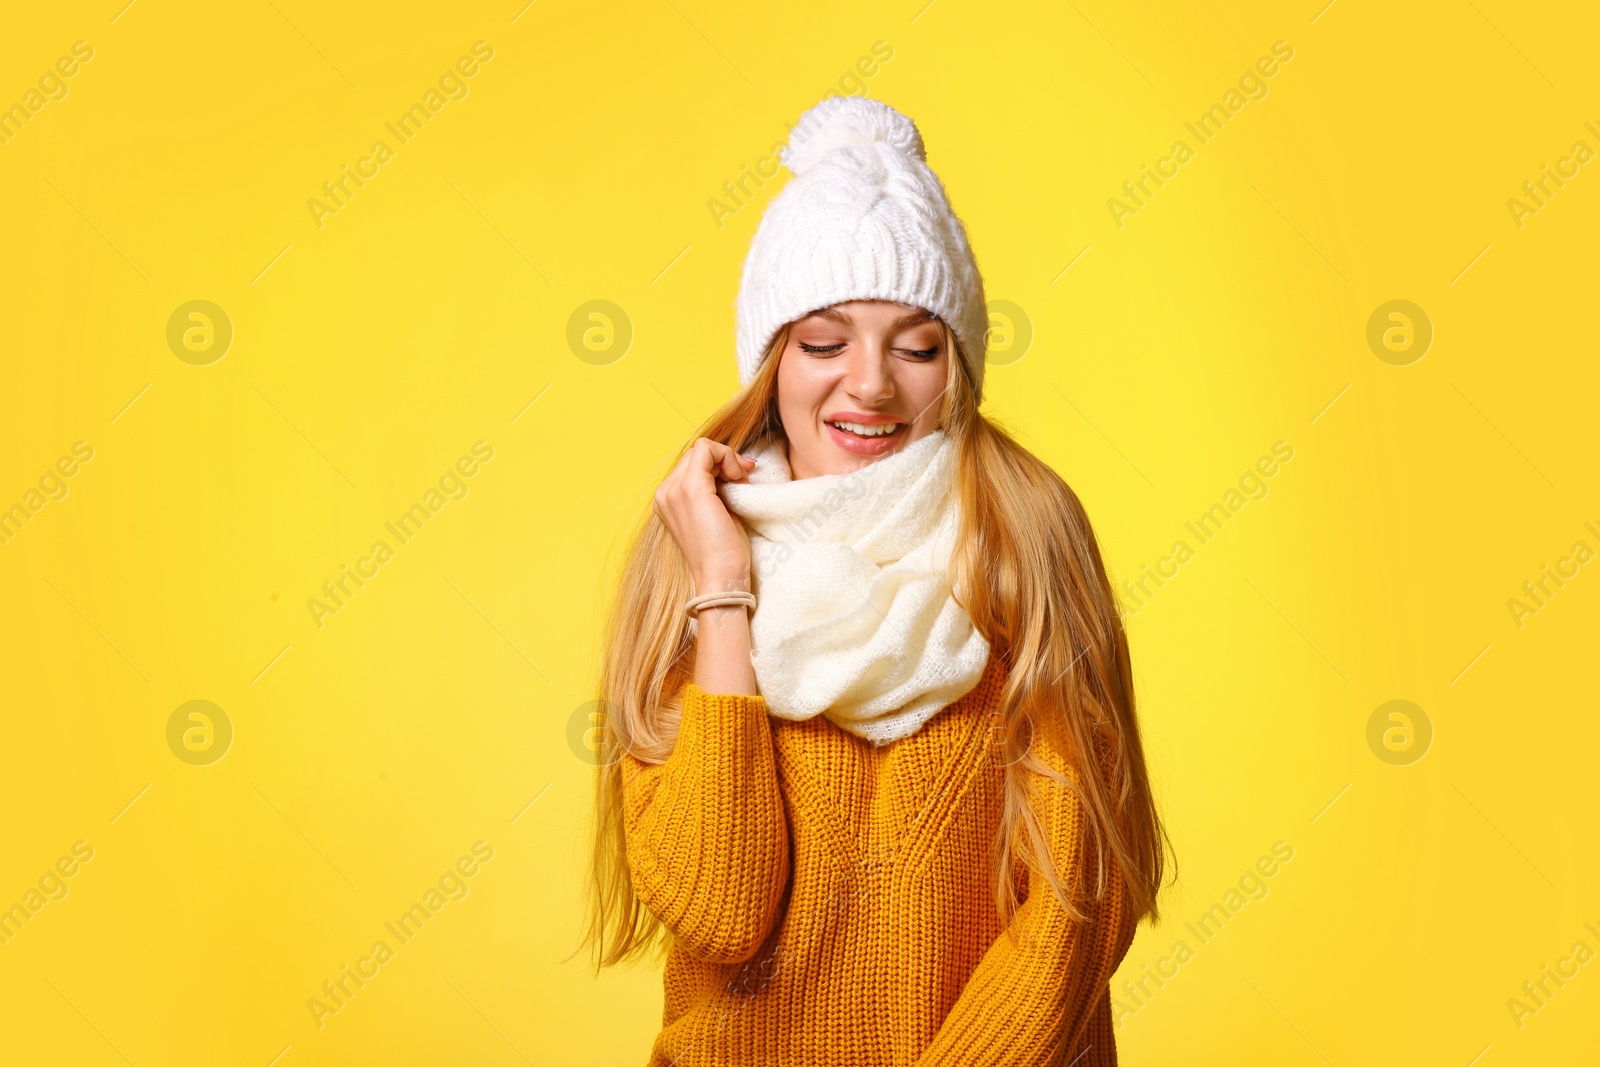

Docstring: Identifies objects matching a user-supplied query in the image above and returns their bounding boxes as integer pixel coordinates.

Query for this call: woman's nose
[844,342,893,402]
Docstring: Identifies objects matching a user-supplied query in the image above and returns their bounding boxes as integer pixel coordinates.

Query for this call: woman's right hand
[653,438,757,588]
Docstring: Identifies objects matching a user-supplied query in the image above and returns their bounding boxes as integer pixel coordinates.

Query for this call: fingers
[718,448,756,483]
[695,438,756,484]
[653,439,754,519]
[651,439,758,580]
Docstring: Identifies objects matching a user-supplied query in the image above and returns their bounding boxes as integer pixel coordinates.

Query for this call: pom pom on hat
[734,95,989,402]
[780,95,926,177]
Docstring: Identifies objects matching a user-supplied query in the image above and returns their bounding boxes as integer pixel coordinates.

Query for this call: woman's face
[774,299,949,479]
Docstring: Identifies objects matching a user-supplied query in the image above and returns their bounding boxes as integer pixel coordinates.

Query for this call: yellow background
[2,0,1596,1063]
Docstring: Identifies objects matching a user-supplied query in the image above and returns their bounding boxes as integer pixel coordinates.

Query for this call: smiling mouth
[827,420,905,438]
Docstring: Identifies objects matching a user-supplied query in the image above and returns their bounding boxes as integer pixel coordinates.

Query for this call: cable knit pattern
[622,654,1138,1065]
[733,95,989,400]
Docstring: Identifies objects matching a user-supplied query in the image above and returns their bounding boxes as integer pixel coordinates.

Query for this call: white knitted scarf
[714,428,991,746]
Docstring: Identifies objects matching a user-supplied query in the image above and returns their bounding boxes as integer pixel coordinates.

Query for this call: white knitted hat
[734,95,989,401]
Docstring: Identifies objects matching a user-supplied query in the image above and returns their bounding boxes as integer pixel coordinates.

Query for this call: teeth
[831,421,901,437]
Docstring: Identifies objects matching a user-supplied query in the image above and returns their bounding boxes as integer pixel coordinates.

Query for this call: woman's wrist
[693,571,751,594]
[690,570,759,696]
[689,575,754,618]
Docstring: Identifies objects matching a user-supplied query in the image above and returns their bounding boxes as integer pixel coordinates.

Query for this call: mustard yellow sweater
[622,653,1138,1066]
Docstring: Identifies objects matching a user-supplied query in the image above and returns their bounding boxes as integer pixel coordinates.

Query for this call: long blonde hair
[570,318,1173,970]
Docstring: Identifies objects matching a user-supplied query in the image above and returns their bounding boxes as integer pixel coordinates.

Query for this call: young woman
[576,96,1172,1065]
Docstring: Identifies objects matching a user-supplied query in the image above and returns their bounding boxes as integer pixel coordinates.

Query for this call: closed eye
[797,343,940,359]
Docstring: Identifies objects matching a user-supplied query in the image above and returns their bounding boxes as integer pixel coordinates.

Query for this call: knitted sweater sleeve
[620,682,790,965]
[913,712,1134,1066]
